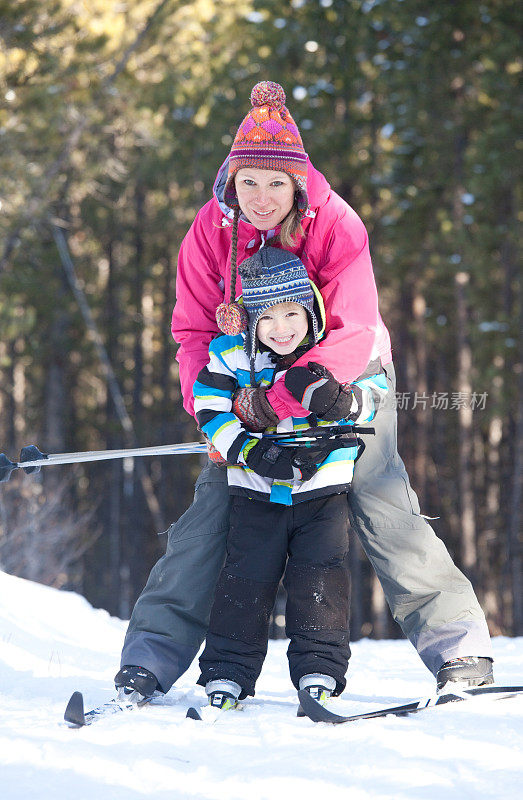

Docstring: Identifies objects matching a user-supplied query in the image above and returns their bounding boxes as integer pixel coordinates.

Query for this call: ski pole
[0,442,208,482]
[0,426,374,483]
[268,424,374,442]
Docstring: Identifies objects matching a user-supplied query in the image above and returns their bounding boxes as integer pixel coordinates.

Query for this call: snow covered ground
[0,570,522,800]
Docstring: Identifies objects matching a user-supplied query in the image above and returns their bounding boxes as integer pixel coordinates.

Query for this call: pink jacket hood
[172,157,391,418]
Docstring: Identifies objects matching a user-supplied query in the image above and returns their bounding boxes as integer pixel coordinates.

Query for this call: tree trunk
[44,272,69,492]
[411,278,429,507]
[105,237,122,614]
[478,354,504,632]
[126,182,147,613]
[508,294,523,634]
[454,271,476,577]
[1,343,17,453]
[500,187,522,633]
[371,573,389,639]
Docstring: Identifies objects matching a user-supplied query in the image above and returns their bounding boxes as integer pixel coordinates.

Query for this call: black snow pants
[197,492,351,699]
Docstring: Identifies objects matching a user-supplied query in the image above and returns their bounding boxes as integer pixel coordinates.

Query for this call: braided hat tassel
[215,207,249,335]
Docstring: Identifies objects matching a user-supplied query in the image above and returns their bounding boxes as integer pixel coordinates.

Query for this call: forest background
[0,0,520,640]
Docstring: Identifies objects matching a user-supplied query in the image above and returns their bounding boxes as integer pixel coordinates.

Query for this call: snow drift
[0,570,521,799]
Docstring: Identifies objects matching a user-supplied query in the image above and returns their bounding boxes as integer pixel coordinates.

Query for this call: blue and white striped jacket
[193,334,387,506]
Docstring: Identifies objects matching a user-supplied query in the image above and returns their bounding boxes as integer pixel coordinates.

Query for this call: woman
[114,82,493,701]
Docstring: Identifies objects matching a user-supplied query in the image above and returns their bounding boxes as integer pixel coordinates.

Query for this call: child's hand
[203,435,229,466]
[242,439,319,481]
[232,387,279,432]
[284,361,354,421]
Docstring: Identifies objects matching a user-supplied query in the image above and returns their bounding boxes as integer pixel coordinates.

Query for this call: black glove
[243,438,319,481]
[289,444,333,480]
[285,361,354,421]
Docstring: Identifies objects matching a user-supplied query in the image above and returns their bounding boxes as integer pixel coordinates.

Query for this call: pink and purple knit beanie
[224,81,309,213]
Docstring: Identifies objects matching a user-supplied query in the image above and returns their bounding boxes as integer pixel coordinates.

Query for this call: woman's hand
[284,362,354,421]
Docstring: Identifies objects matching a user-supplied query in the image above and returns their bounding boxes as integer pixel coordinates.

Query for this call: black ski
[297,684,523,724]
[186,706,203,721]
[64,690,151,727]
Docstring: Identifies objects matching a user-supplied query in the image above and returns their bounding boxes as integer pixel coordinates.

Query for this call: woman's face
[234,168,295,230]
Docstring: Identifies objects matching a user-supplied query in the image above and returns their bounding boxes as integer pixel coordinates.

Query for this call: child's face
[256,302,309,355]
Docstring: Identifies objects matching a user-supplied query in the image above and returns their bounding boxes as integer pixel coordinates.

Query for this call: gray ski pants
[120,364,493,692]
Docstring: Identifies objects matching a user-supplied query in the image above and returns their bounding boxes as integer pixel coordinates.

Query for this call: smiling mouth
[271,335,294,344]
[252,209,274,217]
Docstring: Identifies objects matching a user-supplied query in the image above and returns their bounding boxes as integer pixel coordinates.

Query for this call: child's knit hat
[224,81,308,214]
[238,247,319,359]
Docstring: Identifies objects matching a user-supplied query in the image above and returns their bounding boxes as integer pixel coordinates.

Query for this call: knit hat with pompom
[224,81,308,214]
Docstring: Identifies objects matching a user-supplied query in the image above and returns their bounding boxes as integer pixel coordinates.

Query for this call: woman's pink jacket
[171,158,392,420]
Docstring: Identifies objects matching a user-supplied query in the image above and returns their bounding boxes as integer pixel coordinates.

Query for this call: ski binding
[64,689,151,727]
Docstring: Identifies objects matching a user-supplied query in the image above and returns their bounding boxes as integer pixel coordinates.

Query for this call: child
[193,246,387,709]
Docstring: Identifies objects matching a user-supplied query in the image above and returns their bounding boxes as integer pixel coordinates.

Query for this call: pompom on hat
[215,296,248,336]
[224,81,309,214]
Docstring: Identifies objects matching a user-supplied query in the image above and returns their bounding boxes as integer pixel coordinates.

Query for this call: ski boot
[187,679,242,720]
[206,679,241,712]
[436,657,494,693]
[114,665,162,703]
[297,673,336,717]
